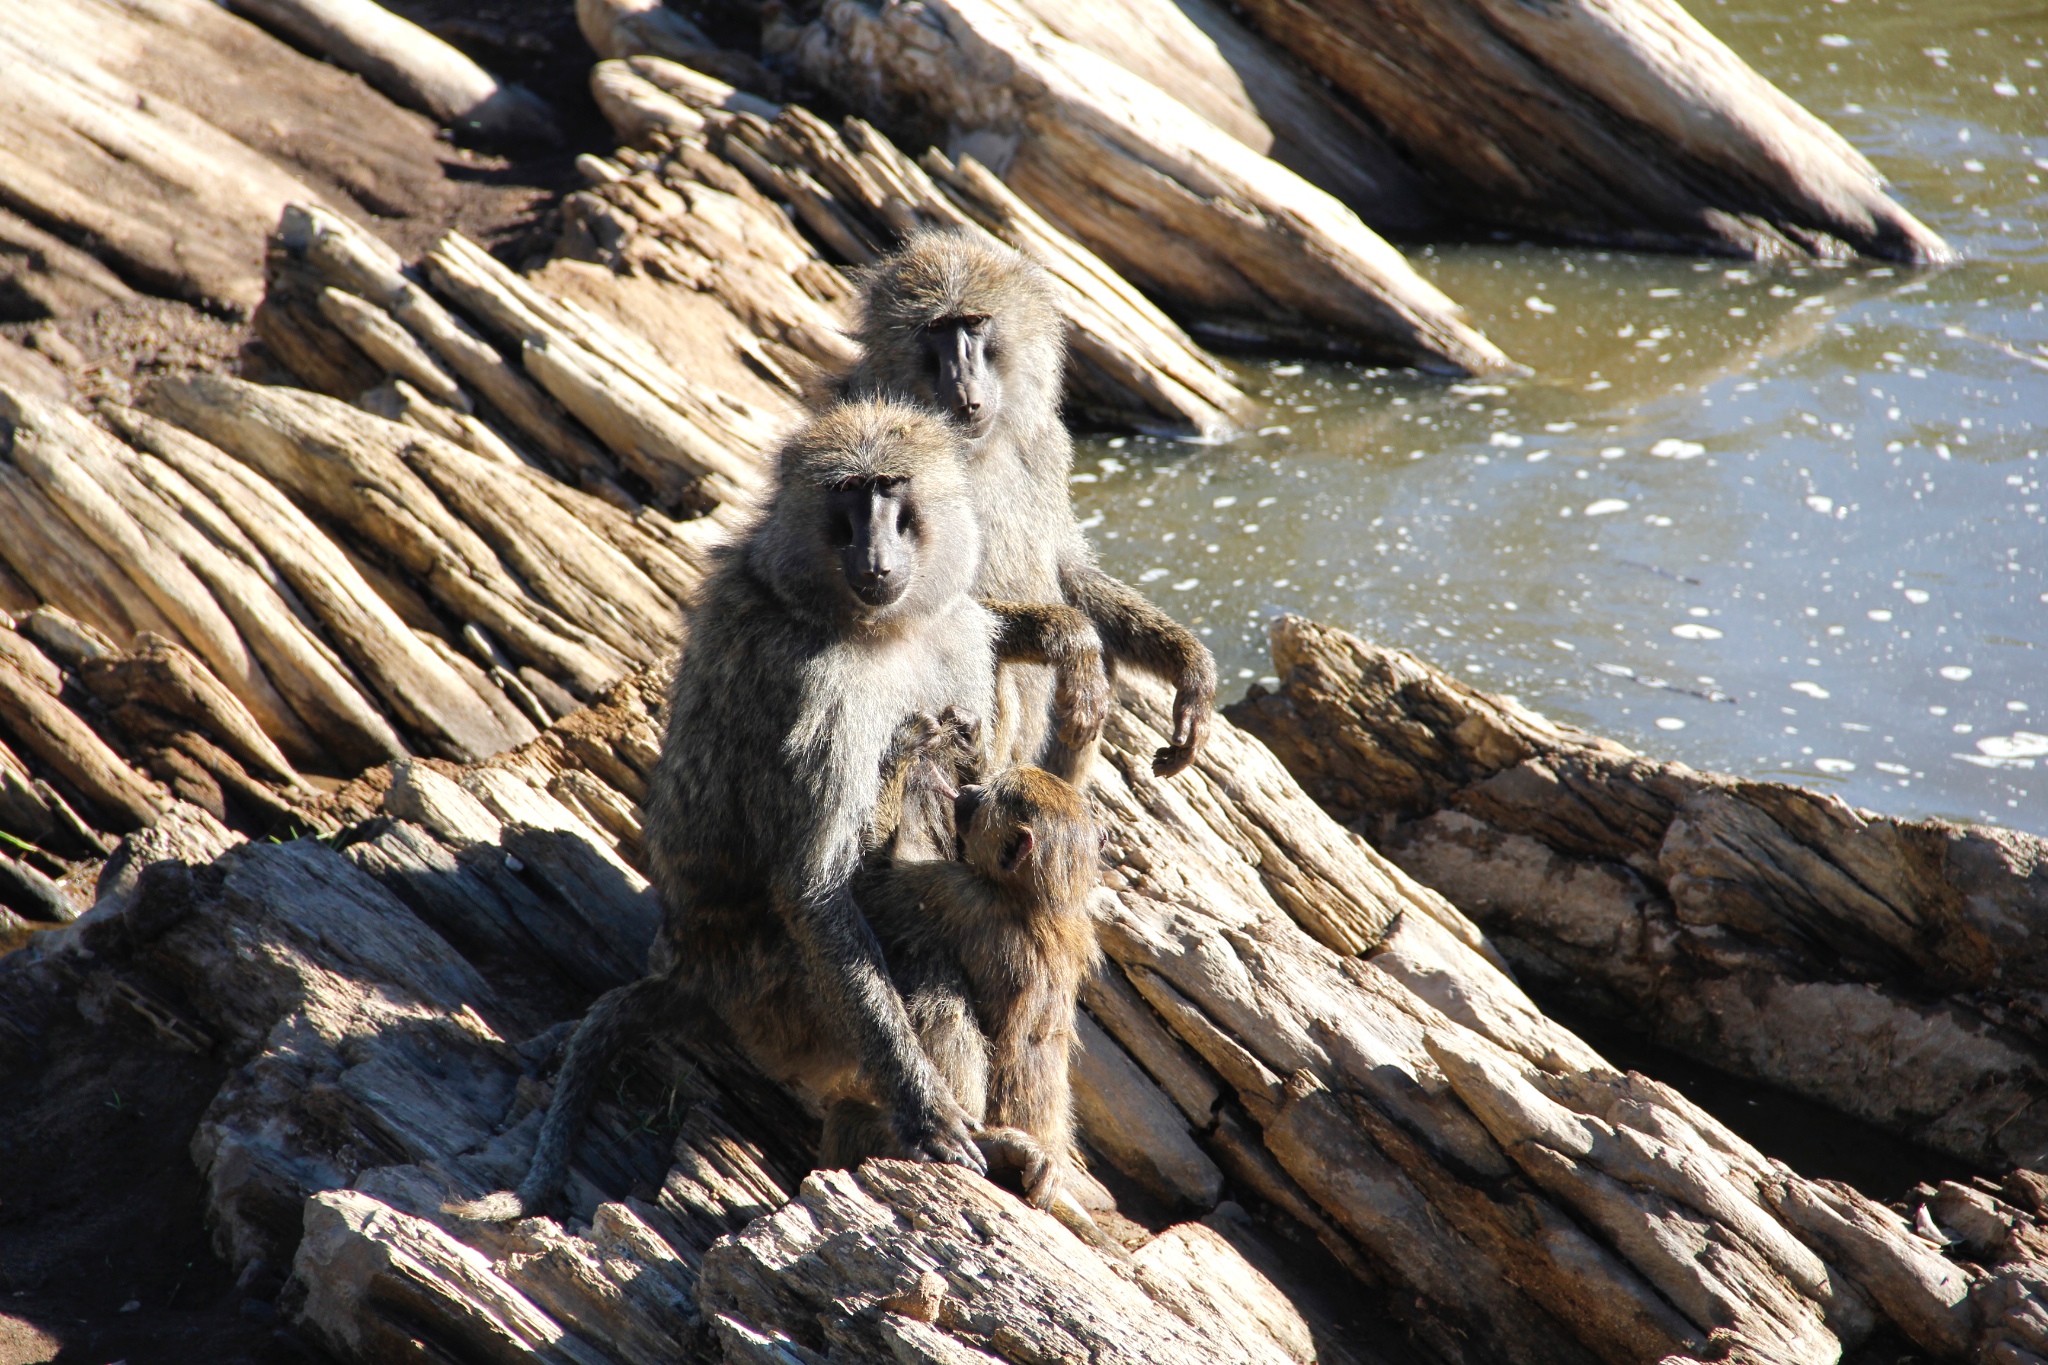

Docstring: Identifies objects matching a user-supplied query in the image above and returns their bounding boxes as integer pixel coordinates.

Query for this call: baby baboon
[454,400,1104,1220]
[840,231,1219,784]
[848,764,1103,1208]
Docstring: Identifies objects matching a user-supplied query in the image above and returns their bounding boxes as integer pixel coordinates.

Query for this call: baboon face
[824,476,920,609]
[921,314,1001,439]
[954,766,1101,894]
[855,231,1063,447]
[758,400,978,627]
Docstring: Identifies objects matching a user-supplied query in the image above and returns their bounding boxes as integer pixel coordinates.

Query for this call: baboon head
[852,230,1065,443]
[753,399,980,626]
[954,765,1101,900]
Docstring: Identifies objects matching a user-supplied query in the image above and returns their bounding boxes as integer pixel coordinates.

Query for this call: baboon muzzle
[830,480,914,608]
[930,317,994,435]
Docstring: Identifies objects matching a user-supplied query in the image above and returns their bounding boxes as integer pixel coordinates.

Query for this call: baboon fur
[839,230,1219,782]
[451,400,1104,1220]
[845,764,1103,1207]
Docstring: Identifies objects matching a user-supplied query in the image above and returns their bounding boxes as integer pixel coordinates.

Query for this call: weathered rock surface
[1221,0,1949,260]
[768,0,1515,371]
[8,626,2048,1364]
[577,60,1258,437]
[1228,614,2048,1173]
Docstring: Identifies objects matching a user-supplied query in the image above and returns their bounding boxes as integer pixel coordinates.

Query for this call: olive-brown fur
[451,402,1109,1222]
[838,231,1218,783]
[848,765,1103,1206]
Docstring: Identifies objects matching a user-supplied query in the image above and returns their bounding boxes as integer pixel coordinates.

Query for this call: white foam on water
[1978,732,2048,759]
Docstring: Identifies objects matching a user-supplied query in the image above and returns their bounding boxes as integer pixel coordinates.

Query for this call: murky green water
[1072,0,2047,827]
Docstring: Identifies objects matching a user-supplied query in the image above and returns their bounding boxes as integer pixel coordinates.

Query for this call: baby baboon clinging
[870,595,1106,862]
[839,231,1219,784]
[845,764,1103,1208]
[453,400,1105,1220]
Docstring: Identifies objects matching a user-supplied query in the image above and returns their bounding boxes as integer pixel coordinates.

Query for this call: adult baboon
[451,400,1105,1220]
[839,232,1218,785]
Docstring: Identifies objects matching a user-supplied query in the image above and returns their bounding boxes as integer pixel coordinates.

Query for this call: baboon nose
[953,784,984,831]
[845,549,899,603]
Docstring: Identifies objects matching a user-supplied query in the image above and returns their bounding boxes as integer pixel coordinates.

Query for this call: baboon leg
[986,988,1079,1203]
[894,938,991,1126]
[906,975,1060,1210]
[912,986,990,1127]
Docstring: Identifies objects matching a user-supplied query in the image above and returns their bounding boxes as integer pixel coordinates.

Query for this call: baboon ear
[1002,828,1035,873]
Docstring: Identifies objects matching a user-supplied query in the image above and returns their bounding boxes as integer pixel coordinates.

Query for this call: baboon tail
[442,1189,527,1221]
[442,973,670,1222]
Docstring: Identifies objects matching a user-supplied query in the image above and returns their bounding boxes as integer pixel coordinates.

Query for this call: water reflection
[1071,0,2046,827]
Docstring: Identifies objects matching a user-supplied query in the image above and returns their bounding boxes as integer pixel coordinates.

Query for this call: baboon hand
[930,704,983,761]
[891,710,945,759]
[1152,680,1212,778]
[1054,650,1110,750]
[975,1125,1060,1209]
[893,707,980,765]
[887,708,980,804]
[893,1090,986,1175]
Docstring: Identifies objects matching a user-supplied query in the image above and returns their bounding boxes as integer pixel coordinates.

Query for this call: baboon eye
[895,505,914,535]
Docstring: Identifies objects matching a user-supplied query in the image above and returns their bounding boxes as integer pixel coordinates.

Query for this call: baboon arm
[984,600,1108,751]
[871,715,942,853]
[986,600,1100,666]
[775,879,986,1174]
[1056,560,1217,776]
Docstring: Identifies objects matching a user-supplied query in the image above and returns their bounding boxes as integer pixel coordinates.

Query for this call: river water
[1071,0,2047,828]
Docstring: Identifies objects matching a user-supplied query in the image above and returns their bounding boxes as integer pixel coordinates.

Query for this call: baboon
[839,231,1219,785]
[841,764,1103,1208]
[453,400,1105,1220]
